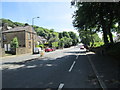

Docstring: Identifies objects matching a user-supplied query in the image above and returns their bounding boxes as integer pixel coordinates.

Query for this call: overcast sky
[2,2,79,35]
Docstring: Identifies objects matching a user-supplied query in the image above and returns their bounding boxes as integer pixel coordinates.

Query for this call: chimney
[2,23,8,31]
[24,23,29,27]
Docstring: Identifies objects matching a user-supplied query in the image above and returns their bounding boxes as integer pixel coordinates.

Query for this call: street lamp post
[32,17,40,27]
[32,17,40,54]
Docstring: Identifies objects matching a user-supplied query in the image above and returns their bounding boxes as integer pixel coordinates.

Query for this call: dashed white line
[76,55,79,59]
[69,61,76,72]
[58,83,64,90]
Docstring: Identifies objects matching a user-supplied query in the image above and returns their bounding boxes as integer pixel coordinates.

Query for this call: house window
[28,33,31,40]
[29,42,31,48]
[23,44,25,47]
[4,44,7,51]
[8,44,11,51]
[3,34,6,40]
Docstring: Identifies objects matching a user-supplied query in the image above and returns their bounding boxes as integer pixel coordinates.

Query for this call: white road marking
[69,61,76,72]
[58,83,64,90]
[76,55,79,59]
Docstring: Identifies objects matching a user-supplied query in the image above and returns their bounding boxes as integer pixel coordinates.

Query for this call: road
[2,46,101,89]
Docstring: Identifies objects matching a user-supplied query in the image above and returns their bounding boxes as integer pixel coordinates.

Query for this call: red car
[45,48,52,52]
[51,48,56,51]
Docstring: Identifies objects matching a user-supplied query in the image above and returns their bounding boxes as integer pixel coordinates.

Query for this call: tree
[52,42,58,48]
[72,2,120,45]
[1,18,25,27]
[59,32,63,39]
[79,30,91,45]
[63,31,70,38]
[10,37,19,48]
[62,37,72,48]
[58,38,64,48]
[93,33,102,42]
[68,31,79,45]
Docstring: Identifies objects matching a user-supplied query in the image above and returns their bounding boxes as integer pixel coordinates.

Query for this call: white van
[34,47,41,54]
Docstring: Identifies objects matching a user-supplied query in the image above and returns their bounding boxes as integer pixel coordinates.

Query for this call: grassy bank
[105,42,120,59]
[90,42,120,60]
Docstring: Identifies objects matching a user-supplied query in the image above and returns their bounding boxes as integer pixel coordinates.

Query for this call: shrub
[36,44,44,48]
[90,42,104,47]
[10,37,19,48]
[52,42,58,48]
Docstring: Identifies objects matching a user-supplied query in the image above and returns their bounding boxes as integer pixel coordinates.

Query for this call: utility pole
[32,17,40,54]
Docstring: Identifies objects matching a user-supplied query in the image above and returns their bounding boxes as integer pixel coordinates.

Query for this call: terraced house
[1,24,39,55]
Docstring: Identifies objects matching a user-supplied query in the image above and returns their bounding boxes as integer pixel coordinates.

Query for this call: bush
[10,37,19,48]
[52,42,58,48]
[90,42,104,47]
[36,44,44,48]
[58,39,64,48]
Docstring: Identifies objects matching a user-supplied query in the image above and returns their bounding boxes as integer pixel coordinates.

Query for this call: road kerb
[86,53,107,90]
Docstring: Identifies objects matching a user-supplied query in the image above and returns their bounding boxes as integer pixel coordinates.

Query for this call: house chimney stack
[2,23,8,31]
[24,23,29,27]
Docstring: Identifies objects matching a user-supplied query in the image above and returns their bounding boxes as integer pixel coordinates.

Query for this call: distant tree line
[33,26,79,48]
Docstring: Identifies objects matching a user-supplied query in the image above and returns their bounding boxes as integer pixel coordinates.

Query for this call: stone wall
[16,47,32,55]
[0,48,5,57]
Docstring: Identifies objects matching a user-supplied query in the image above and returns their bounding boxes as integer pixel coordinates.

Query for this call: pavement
[0,47,75,70]
[1,47,75,64]
[87,52,120,88]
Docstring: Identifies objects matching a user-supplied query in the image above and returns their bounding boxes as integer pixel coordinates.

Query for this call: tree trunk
[90,29,94,47]
[103,26,109,45]
[108,9,114,43]
[108,29,114,43]
[99,7,109,45]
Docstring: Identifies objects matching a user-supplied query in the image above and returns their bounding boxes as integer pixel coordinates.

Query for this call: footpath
[1,53,40,64]
[88,52,120,89]
[0,47,75,64]
[0,53,41,70]
[0,47,75,70]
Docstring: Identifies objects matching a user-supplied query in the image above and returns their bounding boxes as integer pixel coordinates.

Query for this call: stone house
[0,26,5,57]
[37,36,47,44]
[2,25,38,55]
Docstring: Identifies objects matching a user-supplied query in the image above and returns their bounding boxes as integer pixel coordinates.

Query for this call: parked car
[83,45,88,49]
[51,48,56,51]
[45,48,52,52]
[34,47,41,54]
[80,45,84,49]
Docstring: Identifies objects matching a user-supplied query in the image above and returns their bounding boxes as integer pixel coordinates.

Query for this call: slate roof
[2,26,36,34]
[38,36,47,41]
